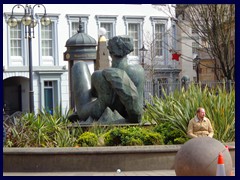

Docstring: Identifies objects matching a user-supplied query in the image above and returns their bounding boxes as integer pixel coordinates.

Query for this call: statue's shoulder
[127,64,144,75]
[126,64,145,84]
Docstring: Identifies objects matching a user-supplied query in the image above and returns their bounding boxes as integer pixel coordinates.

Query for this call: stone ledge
[3,142,235,172]
[3,145,182,154]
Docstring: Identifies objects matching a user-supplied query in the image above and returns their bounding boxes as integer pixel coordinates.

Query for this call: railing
[144,80,235,104]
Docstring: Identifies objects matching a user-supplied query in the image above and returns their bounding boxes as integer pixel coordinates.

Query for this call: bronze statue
[69,35,145,124]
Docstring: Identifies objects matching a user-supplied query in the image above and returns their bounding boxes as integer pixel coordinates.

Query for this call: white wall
[178,20,196,81]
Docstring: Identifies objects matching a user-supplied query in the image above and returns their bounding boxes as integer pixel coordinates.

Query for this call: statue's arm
[102,68,142,122]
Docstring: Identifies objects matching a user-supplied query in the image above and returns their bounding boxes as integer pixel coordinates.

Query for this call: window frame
[5,13,27,67]
[123,15,145,61]
[38,14,59,66]
[172,23,177,52]
[154,23,166,57]
[39,73,61,113]
[150,16,168,60]
[66,14,90,37]
[192,41,199,55]
[95,15,117,40]
[44,81,54,114]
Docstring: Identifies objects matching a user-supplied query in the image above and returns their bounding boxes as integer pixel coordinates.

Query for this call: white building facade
[3,4,180,115]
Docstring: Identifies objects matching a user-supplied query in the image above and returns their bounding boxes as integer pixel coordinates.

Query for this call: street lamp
[139,44,148,68]
[193,55,201,83]
[7,4,51,113]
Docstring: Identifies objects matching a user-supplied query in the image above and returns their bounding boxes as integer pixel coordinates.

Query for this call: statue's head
[107,35,134,58]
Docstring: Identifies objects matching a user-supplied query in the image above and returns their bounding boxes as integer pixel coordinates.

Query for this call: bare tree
[176,4,235,81]
[142,30,180,100]
[142,29,179,82]
[142,31,159,82]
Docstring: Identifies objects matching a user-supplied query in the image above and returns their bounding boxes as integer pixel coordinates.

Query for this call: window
[123,16,145,57]
[71,22,79,36]
[95,15,117,40]
[150,17,168,59]
[41,23,53,57]
[192,42,199,54]
[66,14,89,37]
[128,23,140,56]
[5,14,27,67]
[172,24,177,51]
[155,24,165,56]
[44,81,54,114]
[71,21,86,36]
[39,74,61,114]
[10,23,22,57]
[39,15,59,66]
[192,26,198,34]
[100,22,113,40]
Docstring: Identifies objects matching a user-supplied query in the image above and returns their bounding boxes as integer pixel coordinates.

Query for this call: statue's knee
[91,71,103,82]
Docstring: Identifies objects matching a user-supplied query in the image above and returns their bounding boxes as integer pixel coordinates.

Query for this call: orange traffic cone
[216,152,226,176]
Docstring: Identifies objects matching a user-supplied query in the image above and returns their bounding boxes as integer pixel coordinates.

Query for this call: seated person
[187,107,214,138]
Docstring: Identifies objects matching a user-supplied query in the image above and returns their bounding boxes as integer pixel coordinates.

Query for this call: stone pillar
[95,35,110,70]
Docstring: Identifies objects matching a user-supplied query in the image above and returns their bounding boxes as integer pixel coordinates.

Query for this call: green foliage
[4,107,81,147]
[104,126,163,146]
[120,127,144,146]
[142,132,163,145]
[153,122,189,144]
[77,132,98,147]
[203,84,235,142]
[143,83,235,143]
[87,122,113,136]
[53,129,74,147]
[4,83,234,148]
[104,127,122,146]
[54,127,83,147]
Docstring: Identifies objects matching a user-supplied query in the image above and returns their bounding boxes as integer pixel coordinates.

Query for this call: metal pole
[139,44,147,68]
[28,25,34,113]
[197,62,199,83]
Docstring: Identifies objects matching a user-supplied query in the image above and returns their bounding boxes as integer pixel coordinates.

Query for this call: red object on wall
[172,53,181,61]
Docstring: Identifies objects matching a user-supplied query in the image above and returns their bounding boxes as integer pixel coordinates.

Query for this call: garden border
[3,142,235,172]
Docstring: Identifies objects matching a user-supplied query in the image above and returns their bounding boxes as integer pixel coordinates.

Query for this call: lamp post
[7,4,51,113]
[139,44,148,68]
[193,55,201,83]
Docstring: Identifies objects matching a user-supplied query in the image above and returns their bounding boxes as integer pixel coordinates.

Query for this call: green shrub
[77,132,98,147]
[4,108,81,147]
[104,127,124,146]
[153,122,189,144]
[173,137,189,144]
[87,122,112,136]
[121,127,144,146]
[104,126,163,146]
[123,137,144,146]
[54,128,81,147]
[142,131,163,145]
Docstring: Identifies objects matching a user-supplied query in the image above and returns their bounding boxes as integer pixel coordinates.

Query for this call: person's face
[197,109,205,119]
